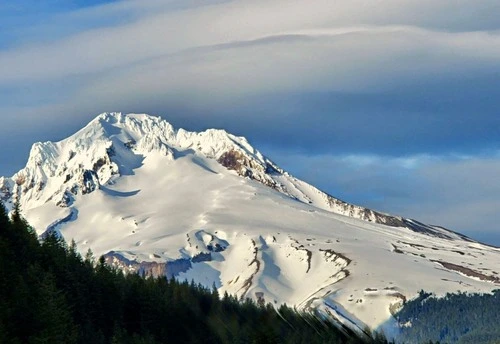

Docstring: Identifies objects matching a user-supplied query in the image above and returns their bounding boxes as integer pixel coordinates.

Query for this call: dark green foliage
[396,289,500,344]
[0,201,387,344]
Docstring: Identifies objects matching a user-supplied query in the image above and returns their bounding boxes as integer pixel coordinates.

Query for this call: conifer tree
[0,201,9,231]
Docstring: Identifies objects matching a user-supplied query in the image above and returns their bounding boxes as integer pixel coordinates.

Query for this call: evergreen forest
[395,289,500,344]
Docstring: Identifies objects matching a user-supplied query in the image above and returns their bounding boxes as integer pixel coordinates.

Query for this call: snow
[3,112,500,332]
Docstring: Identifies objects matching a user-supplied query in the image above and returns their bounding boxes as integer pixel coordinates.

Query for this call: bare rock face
[91,145,120,184]
[138,261,168,278]
[218,149,260,178]
[431,260,500,283]
[325,195,461,240]
[326,195,407,226]
[104,251,209,279]
[55,191,74,208]
[0,177,13,203]
[79,170,100,195]
[320,248,352,267]
[218,149,283,190]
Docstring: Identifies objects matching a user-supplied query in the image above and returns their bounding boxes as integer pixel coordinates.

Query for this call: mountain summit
[2,112,499,332]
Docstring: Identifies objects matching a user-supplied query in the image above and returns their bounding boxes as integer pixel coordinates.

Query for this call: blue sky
[1,0,500,245]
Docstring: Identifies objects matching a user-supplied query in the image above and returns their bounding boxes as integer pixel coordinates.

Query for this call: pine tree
[29,268,78,344]
[85,248,95,267]
[0,201,9,231]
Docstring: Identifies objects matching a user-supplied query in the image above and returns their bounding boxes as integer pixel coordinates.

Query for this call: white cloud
[1,0,499,245]
[1,0,500,84]
[1,0,499,122]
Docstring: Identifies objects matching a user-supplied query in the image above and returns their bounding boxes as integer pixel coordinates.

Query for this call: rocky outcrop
[319,248,352,268]
[219,150,266,179]
[432,260,500,284]
[80,170,100,195]
[217,149,287,192]
[104,251,216,279]
[325,194,464,240]
[0,177,12,203]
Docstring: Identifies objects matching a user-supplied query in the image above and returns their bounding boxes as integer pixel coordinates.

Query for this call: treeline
[395,289,500,344]
[0,202,386,344]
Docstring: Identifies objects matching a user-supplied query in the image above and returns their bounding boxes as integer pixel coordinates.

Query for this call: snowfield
[2,112,500,333]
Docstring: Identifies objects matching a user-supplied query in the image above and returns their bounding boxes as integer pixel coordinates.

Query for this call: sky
[1,0,500,245]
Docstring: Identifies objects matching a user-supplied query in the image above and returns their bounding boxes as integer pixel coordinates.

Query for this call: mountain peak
[2,112,473,243]
[3,112,272,210]
[1,111,499,332]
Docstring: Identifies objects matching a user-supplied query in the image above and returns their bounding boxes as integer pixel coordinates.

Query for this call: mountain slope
[2,112,500,333]
[0,202,356,344]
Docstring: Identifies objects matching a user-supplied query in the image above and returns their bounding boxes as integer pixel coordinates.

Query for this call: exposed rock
[392,244,404,254]
[319,248,352,267]
[326,194,463,240]
[290,238,313,273]
[238,239,260,300]
[218,149,284,191]
[55,191,74,208]
[432,260,500,284]
[36,181,45,192]
[0,178,12,202]
[92,157,109,173]
[104,251,216,279]
[389,293,407,315]
[207,243,225,252]
[80,170,100,195]
[218,149,258,177]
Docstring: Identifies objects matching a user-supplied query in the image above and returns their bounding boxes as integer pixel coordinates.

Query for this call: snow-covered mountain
[2,112,500,334]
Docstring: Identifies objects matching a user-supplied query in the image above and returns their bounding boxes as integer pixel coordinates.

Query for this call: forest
[395,289,500,344]
[0,201,390,344]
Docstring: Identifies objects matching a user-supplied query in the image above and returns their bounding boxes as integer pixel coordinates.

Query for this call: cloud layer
[1,0,499,154]
[1,0,499,244]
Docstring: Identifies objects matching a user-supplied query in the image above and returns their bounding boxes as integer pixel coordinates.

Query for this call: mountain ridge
[1,112,468,242]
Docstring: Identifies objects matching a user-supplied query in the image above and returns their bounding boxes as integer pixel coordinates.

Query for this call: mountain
[2,112,500,335]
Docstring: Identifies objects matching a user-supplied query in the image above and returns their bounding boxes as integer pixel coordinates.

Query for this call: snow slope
[3,112,500,333]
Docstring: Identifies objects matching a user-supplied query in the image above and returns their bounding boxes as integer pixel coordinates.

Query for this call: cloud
[2,0,500,119]
[2,23,499,152]
[2,0,500,83]
[1,0,499,245]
